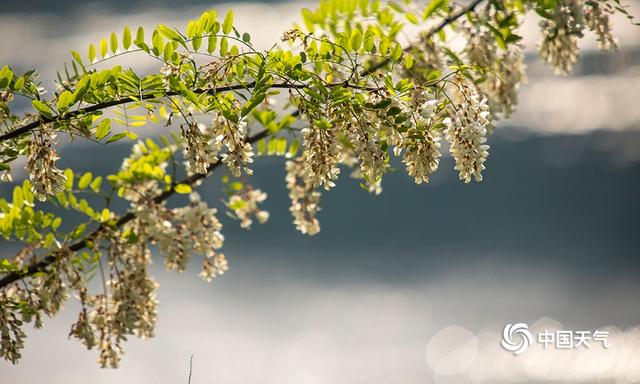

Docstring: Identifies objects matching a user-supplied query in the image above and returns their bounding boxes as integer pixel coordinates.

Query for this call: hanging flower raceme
[483,46,528,118]
[396,94,443,184]
[445,79,491,183]
[27,126,66,201]
[539,0,585,75]
[285,158,321,235]
[182,122,224,175]
[301,119,341,191]
[464,23,499,68]
[584,0,617,50]
[342,112,389,191]
[218,116,254,177]
[226,187,270,229]
[0,285,27,364]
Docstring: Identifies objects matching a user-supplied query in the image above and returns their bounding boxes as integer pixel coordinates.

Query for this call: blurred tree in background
[0,0,636,368]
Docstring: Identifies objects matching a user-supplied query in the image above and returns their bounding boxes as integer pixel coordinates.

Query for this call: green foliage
[0,0,636,369]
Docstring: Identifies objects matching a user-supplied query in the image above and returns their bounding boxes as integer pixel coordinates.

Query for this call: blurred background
[1,1,640,383]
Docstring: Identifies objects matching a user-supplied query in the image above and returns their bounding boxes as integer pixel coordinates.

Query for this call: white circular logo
[501,323,533,355]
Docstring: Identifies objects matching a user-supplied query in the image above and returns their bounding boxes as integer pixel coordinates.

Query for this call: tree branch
[0,129,269,289]
[0,82,379,143]
[0,0,487,289]
[362,0,485,76]
[1,0,485,144]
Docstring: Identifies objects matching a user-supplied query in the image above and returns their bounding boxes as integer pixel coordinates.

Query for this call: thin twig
[0,129,268,288]
[0,0,487,288]
[0,82,379,143]
[361,0,485,76]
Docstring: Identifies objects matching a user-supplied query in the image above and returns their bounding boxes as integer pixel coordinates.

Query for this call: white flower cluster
[464,24,499,68]
[445,80,491,183]
[27,127,66,201]
[342,114,389,190]
[135,194,226,280]
[183,115,253,177]
[398,95,442,184]
[0,169,11,182]
[117,142,168,203]
[483,46,528,117]
[539,0,584,75]
[584,0,617,50]
[218,117,254,177]
[227,188,270,229]
[301,123,341,190]
[0,286,27,364]
[106,235,157,339]
[182,122,223,175]
[285,159,321,235]
[403,38,444,81]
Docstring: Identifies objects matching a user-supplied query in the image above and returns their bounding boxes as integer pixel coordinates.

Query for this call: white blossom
[539,0,585,75]
[301,121,341,190]
[182,122,223,175]
[285,159,321,235]
[584,0,617,50]
[445,80,491,183]
[227,188,270,229]
[483,46,528,117]
[27,126,67,201]
[464,24,498,68]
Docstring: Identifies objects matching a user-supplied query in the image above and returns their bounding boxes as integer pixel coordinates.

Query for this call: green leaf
[391,43,403,61]
[51,217,62,230]
[13,76,24,91]
[242,32,251,43]
[220,37,228,56]
[78,172,93,190]
[110,32,118,54]
[64,169,74,191]
[222,10,234,34]
[175,184,192,194]
[88,44,96,63]
[405,54,415,69]
[124,131,138,140]
[350,29,363,51]
[207,35,217,53]
[406,12,419,24]
[387,1,404,12]
[90,176,102,192]
[73,76,91,102]
[157,25,184,43]
[0,65,13,88]
[152,31,163,56]
[257,138,266,155]
[423,0,447,20]
[301,8,315,31]
[241,93,266,117]
[164,41,176,60]
[13,186,24,208]
[100,38,108,58]
[287,138,300,158]
[71,50,84,66]
[100,208,111,222]
[106,132,127,143]
[96,119,111,139]
[57,90,74,112]
[192,37,202,52]
[32,100,54,119]
[123,26,132,49]
[136,26,145,45]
